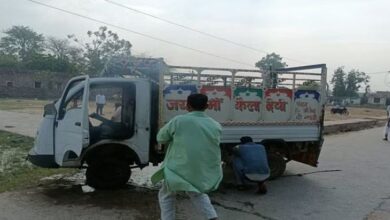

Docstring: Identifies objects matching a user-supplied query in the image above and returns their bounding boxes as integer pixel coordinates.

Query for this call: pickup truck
[28,57,327,189]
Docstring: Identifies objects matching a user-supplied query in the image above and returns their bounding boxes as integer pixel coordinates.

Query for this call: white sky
[1,0,390,91]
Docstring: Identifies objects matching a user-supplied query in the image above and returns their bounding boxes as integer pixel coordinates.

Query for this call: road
[0,110,390,219]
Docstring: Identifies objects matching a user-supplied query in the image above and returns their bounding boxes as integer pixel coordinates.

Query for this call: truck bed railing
[166,64,326,92]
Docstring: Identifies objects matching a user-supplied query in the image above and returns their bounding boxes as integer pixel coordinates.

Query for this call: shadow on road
[37,179,160,220]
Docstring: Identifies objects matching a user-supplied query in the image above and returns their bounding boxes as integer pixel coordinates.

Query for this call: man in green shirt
[151,93,222,220]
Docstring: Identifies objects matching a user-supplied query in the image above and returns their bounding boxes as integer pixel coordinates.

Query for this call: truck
[28,57,327,189]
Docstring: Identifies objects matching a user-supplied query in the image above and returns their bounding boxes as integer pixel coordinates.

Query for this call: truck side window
[57,79,85,120]
[122,85,136,135]
[64,91,83,112]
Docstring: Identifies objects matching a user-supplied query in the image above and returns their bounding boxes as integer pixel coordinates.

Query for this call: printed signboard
[294,90,320,122]
[263,88,293,121]
[163,85,197,122]
[200,86,232,122]
[233,87,262,121]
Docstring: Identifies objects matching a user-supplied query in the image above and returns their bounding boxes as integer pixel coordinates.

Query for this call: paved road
[212,127,390,220]
[0,111,390,219]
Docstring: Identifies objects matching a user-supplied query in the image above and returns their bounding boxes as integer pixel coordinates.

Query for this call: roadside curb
[324,119,387,135]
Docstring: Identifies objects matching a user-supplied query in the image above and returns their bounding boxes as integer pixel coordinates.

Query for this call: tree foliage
[255,53,287,70]
[68,26,132,75]
[299,80,320,90]
[44,37,83,73]
[45,37,82,62]
[0,26,44,62]
[345,69,369,97]
[331,67,369,97]
[24,53,78,73]
[0,53,19,68]
[0,25,132,75]
[255,53,288,88]
[331,67,346,97]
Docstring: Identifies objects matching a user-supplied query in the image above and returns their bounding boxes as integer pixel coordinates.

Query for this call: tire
[86,160,131,189]
[267,153,286,180]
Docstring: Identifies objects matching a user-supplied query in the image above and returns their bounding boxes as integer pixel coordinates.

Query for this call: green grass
[0,130,75,192]
[0,98,50,111]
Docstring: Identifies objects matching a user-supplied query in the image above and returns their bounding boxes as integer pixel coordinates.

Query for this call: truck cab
[28,76,157,188]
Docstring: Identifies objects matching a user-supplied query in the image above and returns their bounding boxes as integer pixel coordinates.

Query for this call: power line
[27,0,255,67]
[105,0,307,64]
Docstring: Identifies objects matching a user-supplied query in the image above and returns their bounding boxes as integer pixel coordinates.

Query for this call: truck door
[54,76,90,165]
[130,80,151,164]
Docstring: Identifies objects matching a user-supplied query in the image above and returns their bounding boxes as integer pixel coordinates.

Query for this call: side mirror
[43,103,57,117]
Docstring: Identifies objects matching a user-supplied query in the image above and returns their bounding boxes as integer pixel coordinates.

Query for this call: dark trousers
[232,158,246,185]
[96,104,104,115]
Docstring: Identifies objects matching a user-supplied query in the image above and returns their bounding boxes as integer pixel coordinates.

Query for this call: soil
[325,106,386,121]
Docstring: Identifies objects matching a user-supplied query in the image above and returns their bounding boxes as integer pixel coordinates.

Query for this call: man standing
[152,94,222,220]
[232,136,270,194]
[383,104,390,140]
[95,93,106,115]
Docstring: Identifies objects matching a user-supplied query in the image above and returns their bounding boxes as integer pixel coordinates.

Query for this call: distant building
[367,91,390,105]
[0,68,71,99]
[328,95,363,106]
[344,97,362,105]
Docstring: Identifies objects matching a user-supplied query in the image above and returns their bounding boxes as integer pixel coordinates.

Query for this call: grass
[0,98,51,115]
[0,130,75,193]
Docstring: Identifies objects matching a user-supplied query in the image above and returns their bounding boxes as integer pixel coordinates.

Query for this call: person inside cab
[89,102,129,144]
[111,102,122,123]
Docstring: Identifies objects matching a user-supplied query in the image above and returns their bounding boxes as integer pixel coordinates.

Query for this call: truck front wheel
[268,153,286,180]
[86,160,131,189]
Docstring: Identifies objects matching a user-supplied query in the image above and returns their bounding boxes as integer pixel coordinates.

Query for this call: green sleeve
[157,118,176,144]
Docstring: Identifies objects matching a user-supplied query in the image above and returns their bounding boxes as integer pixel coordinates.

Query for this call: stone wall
[0,68,72,99]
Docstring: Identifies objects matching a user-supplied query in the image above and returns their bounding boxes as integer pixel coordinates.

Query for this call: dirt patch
[325,106,386,121]
[35,178,160,220]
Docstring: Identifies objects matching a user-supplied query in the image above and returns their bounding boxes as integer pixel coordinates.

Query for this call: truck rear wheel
[86,160,131,189]
[268,153,286,180]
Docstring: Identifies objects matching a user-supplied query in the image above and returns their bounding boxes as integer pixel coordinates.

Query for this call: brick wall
[0,69,72,99]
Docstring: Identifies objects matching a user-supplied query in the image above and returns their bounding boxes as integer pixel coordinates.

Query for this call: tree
[45,37,84,73]
[24,53,78,73]
[331,67,346,97]
[0,26,44,62]
[0,53,18,68]
[45,37,82,62]
[255,53,287,88]
[330,67,369,98]
[255,53,287,70]
[68,26,132,75]
[299,80,320,90]
[345,69,369,97]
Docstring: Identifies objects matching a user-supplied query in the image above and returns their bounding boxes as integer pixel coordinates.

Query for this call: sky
[1,0,390,91]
